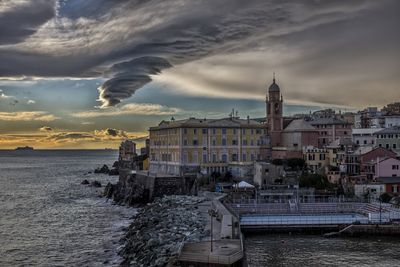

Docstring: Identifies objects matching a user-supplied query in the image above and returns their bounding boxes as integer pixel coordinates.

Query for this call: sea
[2,150,400,267]
[0,150,135,267]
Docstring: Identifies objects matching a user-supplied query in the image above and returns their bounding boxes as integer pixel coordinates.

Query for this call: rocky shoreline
[119,195,209,267]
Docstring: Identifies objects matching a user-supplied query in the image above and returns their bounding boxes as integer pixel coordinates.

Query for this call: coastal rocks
[81,179,102,187]
[108,168,119,176]
[93,163,119,176]
[94,164,110,174]
[103,180,148,205]
[91,180,102,187]
[120,195,207,267]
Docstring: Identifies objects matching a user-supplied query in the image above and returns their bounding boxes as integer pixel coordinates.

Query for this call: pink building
[310,117,352,148]
[375,157,400,178]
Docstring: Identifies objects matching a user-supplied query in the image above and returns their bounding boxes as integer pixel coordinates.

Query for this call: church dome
[268,78,280,93]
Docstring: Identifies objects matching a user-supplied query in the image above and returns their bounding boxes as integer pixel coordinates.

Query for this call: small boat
[15,146,34,151]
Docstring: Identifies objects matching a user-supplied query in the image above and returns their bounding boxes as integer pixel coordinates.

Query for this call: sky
[0,0,399,149]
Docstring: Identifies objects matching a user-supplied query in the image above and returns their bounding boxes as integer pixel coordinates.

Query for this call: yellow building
[303,146,329,173]
[149,117,269,175]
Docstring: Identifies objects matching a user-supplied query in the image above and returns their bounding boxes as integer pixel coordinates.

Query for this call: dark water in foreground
[0,150,135,267]
[245,234,400,266]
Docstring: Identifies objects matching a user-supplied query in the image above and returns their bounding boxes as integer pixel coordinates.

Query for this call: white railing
[241,215,369,226]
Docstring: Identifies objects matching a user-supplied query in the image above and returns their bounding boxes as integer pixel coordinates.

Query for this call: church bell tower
[266,73,283,147]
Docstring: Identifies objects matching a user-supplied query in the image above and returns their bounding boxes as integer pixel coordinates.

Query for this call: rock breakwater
[120,195,208,267]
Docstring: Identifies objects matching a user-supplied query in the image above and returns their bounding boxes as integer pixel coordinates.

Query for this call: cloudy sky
[0,0,399,149]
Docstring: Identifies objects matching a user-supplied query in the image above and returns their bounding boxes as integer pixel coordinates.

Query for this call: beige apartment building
[149,117,269,175]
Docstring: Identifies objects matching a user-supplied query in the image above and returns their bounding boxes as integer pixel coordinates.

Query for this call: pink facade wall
[271,150,302,159]
[375,157,400,178]
[301,132,319,148]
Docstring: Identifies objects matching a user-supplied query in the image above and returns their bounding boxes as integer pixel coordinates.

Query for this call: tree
[299,173,332,190]
[272,158,283,165]
[380,192,393,203]
[222,171,233,182]
[287,158,306,170]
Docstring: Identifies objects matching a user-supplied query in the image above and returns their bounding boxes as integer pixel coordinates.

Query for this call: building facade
[310,117,352,148]
[149,117,269,175]
[303,146,329,173]
[375,126,400,153]
[119,140,137,161]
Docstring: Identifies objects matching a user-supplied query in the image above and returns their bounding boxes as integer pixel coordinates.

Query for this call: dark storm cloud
[0,0,397,107]
[0,0,56,45]
[99,57,172,107]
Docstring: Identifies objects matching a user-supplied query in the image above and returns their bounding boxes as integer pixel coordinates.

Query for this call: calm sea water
[245,234,400,267]
[0,150,135,267]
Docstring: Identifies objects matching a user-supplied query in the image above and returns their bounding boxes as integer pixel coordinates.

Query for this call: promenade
[177,193,244,267]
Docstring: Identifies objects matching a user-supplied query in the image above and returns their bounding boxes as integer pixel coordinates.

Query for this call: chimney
[247,115,250,124]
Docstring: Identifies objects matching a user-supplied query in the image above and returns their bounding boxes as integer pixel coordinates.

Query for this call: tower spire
[273,72,276,83]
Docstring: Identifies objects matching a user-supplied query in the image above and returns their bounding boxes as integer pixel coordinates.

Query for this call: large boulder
[108,168,119,176]
[94,164,110,174]
[90,180,102,187]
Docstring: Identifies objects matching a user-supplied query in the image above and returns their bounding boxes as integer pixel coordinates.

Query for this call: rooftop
[310,117,352,125]
[375,126,400,135]
[150,117,265,130]
[376,177,400,184]
[283,119,316,132]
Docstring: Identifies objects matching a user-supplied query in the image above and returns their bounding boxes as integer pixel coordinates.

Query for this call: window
[183,139,188,146]
[193,129,197,134]
[212,138,216,146]
[192,152,198,163]
[251,140,254,146]
[242,129,246,134]
[222,138,227,146]
[212,128,216,135]
[364,140,367,145]
[232,154,238,161]
[242,139,248,146]
[193,140,198,146]
[242,153,247,161]
[183,128,187,134]
[356,140,360,145]
[386,144,390,149]
[392,185,398,193]
[202,128,207,134]
[222,128,227,134]
[232,139,238,145]
[393,144,397,149]
[221,154,228,162]
[392,165,399,170]
[233,128,237,135]
[256,129,261,134]
[203,154,207,163]
[212,154,217,162]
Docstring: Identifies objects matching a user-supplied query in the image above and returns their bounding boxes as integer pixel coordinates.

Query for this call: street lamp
[208,207,218,253]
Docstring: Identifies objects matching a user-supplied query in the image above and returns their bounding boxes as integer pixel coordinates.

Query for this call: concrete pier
[177,194,244,267]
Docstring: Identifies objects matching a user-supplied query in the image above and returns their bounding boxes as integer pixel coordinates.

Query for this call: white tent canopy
[233,181,255,189]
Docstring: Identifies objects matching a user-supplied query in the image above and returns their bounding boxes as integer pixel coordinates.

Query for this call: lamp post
[379,196,382,224]
[208,207,217,253]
